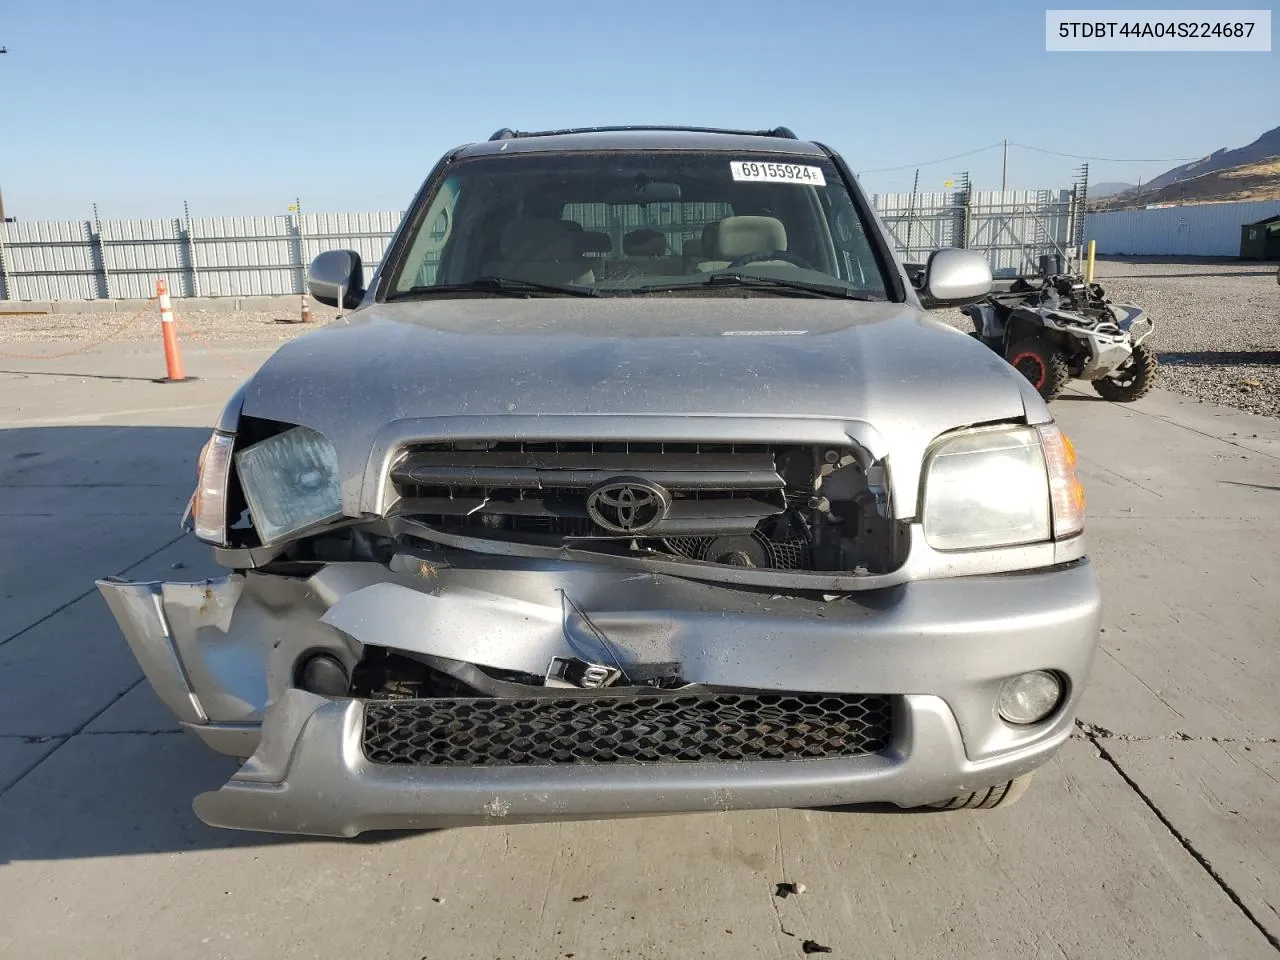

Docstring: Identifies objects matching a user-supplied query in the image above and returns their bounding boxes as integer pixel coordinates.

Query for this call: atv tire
[1093,343,1157,402]
[1006,339,1069,401]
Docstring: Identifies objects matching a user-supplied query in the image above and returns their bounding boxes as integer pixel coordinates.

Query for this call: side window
[825,195,873,288]
[395,176,461,290]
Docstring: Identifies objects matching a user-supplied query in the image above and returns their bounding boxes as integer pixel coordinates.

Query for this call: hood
[240,297,1036,516]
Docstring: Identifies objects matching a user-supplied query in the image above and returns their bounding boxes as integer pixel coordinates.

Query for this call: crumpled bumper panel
[98,554,1101,835]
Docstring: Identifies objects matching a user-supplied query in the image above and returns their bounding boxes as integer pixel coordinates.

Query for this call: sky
[1,0,1276,220]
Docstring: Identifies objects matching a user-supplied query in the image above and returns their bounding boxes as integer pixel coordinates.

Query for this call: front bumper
[97,553,1101,836]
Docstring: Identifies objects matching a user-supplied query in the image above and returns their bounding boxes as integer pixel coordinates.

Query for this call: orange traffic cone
[155,279,189,383]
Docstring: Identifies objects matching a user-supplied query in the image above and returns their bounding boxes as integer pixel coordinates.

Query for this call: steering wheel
[725,250,814,270]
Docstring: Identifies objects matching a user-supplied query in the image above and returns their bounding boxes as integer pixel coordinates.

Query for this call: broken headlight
[921,425,1052,551]
[235,426,343,545]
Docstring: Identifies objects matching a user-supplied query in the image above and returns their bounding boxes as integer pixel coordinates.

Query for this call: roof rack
[487,125,799,142]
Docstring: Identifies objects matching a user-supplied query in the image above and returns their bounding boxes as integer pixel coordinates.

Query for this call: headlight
[235,426,343,545]
[191,430,235,545]
[922,423,1084,551]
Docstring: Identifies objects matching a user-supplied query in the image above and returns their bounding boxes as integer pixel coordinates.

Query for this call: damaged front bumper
[97,551,1100,836]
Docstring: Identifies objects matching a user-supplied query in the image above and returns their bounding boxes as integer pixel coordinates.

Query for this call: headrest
[622,228,667,257]
[577,231,612,254]
[499,218,580,261]
[715,216,788,258]
[682,236,703,258]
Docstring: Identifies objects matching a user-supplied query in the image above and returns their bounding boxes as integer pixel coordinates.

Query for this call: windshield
[386,151,890,299]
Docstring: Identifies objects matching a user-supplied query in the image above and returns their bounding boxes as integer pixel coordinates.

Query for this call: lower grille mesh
[362,693,893,766]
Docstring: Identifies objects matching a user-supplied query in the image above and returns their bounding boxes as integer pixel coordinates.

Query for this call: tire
[927,774,1034,811]
[1093,343,1157,402]
[1006,339,1069,401]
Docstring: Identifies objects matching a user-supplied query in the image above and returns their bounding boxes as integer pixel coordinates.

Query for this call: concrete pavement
[0,342,1276,959]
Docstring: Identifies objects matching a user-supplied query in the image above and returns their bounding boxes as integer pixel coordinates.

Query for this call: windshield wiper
[629,274,886,301]
[386,276,600,300]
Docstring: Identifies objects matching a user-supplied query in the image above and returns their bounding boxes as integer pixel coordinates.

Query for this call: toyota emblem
[586,478,670,534]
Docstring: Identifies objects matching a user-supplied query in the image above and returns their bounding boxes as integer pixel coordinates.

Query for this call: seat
[595,228,683,280]
[577,231,612,255]
[622,228,667,258]
[696,216,790,272]
[695,222,729,272]
[481,218,595,285]
[680,236,703,272]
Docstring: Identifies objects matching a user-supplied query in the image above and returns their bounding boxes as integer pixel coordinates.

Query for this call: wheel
[1093,343,1157,402]
[927,774,1033,810]
[1006,339,1069,401]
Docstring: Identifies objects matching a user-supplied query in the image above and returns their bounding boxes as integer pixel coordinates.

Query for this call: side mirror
[308,250,365,310]
[915,248,992,309]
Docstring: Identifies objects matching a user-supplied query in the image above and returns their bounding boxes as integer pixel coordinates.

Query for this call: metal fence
[1,189,1084,301]
[872,188,1082,277]
[0,211,403,301]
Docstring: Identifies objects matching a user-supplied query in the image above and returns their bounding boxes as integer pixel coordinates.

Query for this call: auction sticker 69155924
[730,161,826,185]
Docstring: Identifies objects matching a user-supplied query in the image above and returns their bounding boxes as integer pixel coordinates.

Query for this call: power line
[1009,142,1200,163]
[856,139,1201,177]
[856,142,1003,174]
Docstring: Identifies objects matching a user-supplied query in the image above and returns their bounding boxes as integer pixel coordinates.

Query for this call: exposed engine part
[347,647,685,701]
[545,656,622,689]
[386,441,901,574]
[664,524,810,570]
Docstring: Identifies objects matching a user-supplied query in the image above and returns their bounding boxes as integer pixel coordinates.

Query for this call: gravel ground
[0,302,342,348]
[3,258,1278,416]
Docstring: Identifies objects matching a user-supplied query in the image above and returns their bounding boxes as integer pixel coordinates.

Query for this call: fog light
[297,654,349,697]
[997,670,1063,725]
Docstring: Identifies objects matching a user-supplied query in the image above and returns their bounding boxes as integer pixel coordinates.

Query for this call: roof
[454,126,827,159]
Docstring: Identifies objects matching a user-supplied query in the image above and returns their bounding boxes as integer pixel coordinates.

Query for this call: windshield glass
[386,151,890,299]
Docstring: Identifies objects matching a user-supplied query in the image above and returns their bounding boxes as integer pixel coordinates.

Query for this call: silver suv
[99,126,1100,836]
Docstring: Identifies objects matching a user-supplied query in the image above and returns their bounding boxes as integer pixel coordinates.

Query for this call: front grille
[388,439,803,538]
[362,692,893,766]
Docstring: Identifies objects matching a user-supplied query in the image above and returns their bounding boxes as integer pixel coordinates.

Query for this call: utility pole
[1,47,9,225]
[1001,139,1008,191]
[906,168,919,262]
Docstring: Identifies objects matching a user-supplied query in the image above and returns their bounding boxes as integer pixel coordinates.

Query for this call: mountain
[1090,158,1280,211]
[1090,182,1135,198]
[1146,125,1280,190]
[1087,124,1280,210]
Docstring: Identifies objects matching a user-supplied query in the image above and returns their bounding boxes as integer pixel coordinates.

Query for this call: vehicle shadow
[0,728,432,863]
[1159,350,1280,367]
[0,423,436,861]
[1054,393,1098,402]
[0,368,165,383]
